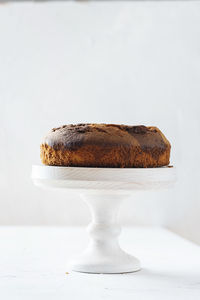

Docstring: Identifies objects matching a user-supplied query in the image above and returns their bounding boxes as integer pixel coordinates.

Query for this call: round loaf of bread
[40,124,171,168]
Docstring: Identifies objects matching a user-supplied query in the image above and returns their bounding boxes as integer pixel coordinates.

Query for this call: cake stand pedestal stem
[69,192,141,274]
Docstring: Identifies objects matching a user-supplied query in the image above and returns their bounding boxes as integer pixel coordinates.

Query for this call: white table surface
[1,226,200,300]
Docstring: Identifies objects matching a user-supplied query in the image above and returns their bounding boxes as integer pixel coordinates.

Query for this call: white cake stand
[31,165,175,274]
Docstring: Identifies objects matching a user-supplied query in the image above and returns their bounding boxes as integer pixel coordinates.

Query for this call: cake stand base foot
[69,249,141,274]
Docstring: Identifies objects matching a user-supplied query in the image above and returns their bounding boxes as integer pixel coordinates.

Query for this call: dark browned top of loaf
[41,124,170,159]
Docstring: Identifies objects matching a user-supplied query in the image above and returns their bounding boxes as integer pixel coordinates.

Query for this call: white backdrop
[0,1,200,244]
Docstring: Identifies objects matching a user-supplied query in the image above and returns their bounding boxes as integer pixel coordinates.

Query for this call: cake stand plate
[32,165,175,274]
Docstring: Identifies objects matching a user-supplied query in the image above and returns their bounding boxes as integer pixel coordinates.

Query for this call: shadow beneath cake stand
[31,165,176,274]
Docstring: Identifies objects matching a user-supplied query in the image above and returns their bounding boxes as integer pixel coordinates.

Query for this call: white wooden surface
[1,226,200,300]
[32,165,176,191]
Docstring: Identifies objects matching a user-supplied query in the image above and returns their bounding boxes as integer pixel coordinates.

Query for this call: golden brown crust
[40,124,171,168]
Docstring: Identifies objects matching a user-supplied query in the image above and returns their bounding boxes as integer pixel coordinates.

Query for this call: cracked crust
[40,124,171,168]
